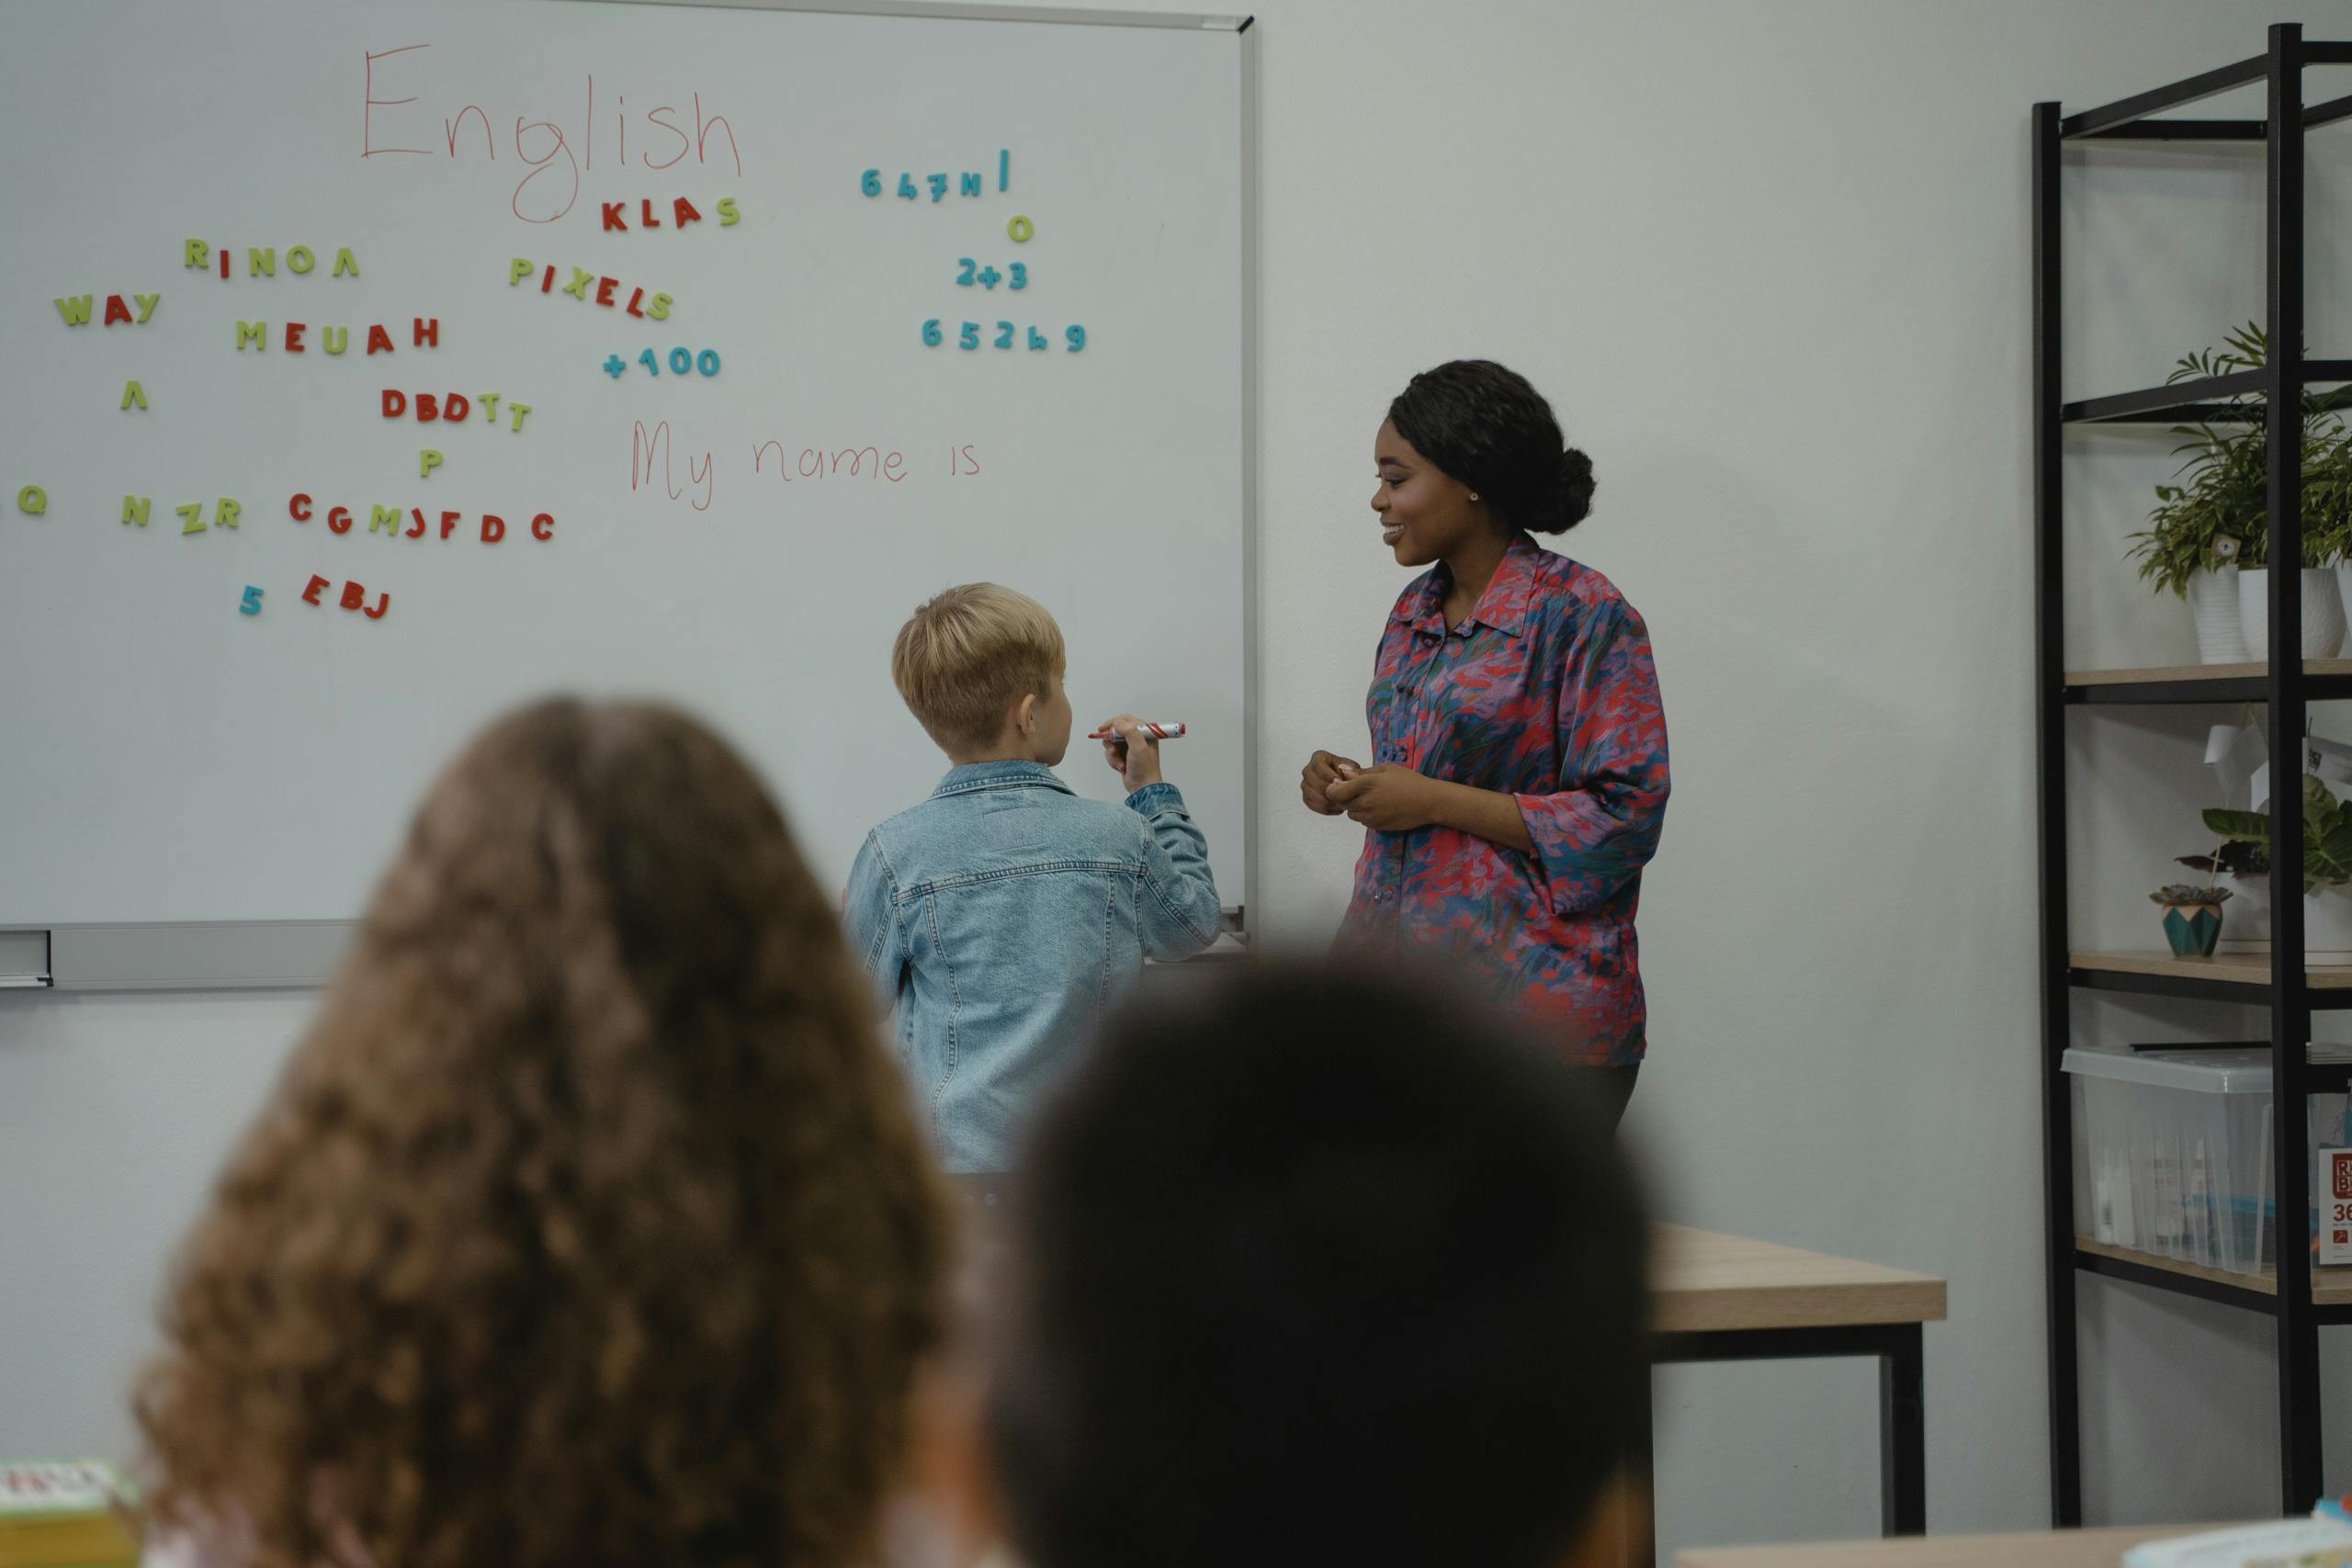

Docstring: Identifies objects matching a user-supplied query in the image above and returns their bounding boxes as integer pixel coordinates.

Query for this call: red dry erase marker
[1088,721,1187,741]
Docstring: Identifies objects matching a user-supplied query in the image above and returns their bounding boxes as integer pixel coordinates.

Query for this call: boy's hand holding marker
[1092,716,1184,789]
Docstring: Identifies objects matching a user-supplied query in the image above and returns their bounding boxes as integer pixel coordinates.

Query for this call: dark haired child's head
[1374,359,1595,568]
[988,961,1651,1568]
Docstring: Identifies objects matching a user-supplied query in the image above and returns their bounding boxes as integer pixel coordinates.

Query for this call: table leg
[1629,1361,1657,1568]
[1878,1322,1925,1535]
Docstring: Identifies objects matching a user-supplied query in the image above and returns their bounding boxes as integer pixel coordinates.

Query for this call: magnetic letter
[363,592,390,619]
[214,497,240,529]
[336,506,361,533]
[673,196,701,227]
[403,508,424,538]
[54,296,92,326]
[332,247,360,277]
[122,495,151,526]
[120,379,147,410]
[624,286,646,318]
[133,293,160,322]
[717,196,739,226]
[419,447,443,479]
[595,276,618,306]
[561,266,594,299]
[102,295,132,326]
[284,322,306,353]
[443,393,469,422]
[481,513,505,543]
[322,324,348,355]
[530,512,555,540]
[638,198,660,228]
[507,401,532,433]
[367,324,395,355]
[416,393,440,423]
[510,256,535,285]
[646,292,673,321]
[184,239,209,268]
[602,201,627,231]
[340,581,366,609]
[478,392,501,423]
[368,504,400,536]
[413,317,438,347]
[287,245,315,274]
[288,493,312,522]
[14,485,45,514]
[236,320,266,349]
[302,574,330,604]
[248,248,276,277]
[438,510,460,539]
[178,502,204,534]
[382,389,407,418]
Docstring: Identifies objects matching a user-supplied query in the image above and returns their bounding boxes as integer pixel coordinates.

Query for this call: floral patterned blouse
[1337,533,1668,1066]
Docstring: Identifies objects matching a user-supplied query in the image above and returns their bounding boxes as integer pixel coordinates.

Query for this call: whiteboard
[0,0,1253,941]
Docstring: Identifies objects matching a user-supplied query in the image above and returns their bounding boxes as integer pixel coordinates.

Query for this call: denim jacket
[845,761,1221,1172]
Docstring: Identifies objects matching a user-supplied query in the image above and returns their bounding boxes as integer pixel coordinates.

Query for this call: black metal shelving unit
[2037,25,2352,1523]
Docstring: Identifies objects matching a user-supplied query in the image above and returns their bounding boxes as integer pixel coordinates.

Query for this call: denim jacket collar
[931,760,1073,799]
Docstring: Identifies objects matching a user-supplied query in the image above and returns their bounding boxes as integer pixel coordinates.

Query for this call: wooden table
[1677,1522,2237,1567]
[1645,1227,1948,1553]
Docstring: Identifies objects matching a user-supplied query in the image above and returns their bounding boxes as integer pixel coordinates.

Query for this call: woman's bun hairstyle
[1386,359,1596,536]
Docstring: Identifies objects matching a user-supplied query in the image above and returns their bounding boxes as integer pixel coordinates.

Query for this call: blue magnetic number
[928,173,949,202]
[1065,324,1086,353]
[959,321,979,351]
[639,347,661,377]
[994,321,1014,349]
[956,257,976,287]
[238,584,263,616]
[961,172,982,197]
[1027,326,1048,350]
[696,348,720,376]
[922,318,942,346]
[978,265,1001,289]
[861,168,882,197]
[669,346,693,375]
[898,173,918,199]
[602,354,627,378]
[1010,262,1027,290]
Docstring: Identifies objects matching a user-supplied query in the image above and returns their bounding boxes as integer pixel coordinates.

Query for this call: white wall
[8,0,2352,1561]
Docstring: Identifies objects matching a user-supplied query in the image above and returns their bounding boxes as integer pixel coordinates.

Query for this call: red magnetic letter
[413,316,438,346]
[340,581,366,610]
[530,512,554,540]
[624,286,646,318]
[368,323,395,355]
[288,492,313,521]
[285,321,307,353]
[103,295,132,326]
[481,513,506,543]
[381,389,406,417]
[416,393,439,422]
[602,200,627,231]
[640,197,662,228]
[406,508,425,538]
[364,592,390,619]
[328,506,351,532]
[595,276,618,306]
[444,392,469,422]
[302,573,330,604]
[439,510,460,539]
[673,196,701,227]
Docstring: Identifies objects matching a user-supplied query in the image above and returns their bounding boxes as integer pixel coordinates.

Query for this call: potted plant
[2203,773,2352,958]
[2151,883,2231,957]
[2129,324,2351,661]
[2177,839,2269,952]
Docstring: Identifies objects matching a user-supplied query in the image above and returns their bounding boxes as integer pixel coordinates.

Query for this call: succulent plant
[2150,884,2233,907]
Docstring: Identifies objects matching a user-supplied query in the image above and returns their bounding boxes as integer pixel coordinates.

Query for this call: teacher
[1302,359,1668,1127]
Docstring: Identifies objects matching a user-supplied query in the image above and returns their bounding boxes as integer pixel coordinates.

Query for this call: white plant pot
[2188,567,2248,663]
[2238,568,2347,660]
[2213,881,2352,959]
[2218,874,2270,953]
[2308,889,2352,962]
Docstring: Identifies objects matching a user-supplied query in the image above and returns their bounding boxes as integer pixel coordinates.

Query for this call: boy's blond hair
[892,583,1067,752]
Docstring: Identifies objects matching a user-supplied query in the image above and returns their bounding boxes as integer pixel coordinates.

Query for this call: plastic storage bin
[2065,1043,2351,1276]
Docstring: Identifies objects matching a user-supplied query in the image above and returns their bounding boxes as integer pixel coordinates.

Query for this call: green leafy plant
[2202,773,2352,893]
[2177,840,2269,878]
[2126,323,2351,595]
[2150,883,2233,907]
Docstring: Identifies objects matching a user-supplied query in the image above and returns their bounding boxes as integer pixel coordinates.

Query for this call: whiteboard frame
[4,0,1261,991]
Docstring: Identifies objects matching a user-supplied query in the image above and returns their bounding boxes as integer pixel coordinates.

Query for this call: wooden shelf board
[2070,950,2352,988]
[1651,1224,1946,1334]
[2075,1236,2352,1306]
[2066,659,2352,687]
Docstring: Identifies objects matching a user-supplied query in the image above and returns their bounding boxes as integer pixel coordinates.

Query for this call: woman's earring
[1469,491,1481,502]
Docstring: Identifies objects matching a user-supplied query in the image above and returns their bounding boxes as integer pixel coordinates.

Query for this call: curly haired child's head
[137,698,949,1568]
